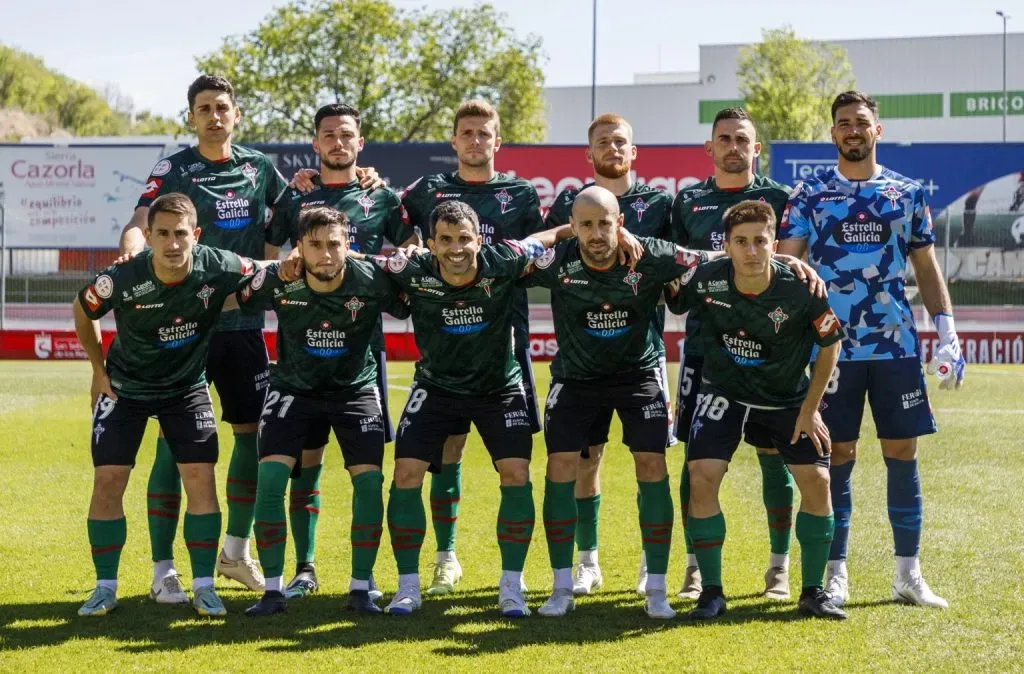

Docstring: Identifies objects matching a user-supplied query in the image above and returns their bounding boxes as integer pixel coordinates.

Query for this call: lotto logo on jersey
[82,286,103,312]
[813,309,840,338]
[721,328,767,367]
[583,303,631,339]
[141,178,162,199]
[835,212,887,253]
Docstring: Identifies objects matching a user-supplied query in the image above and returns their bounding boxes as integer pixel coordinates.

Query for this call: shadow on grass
[0,587,829,657]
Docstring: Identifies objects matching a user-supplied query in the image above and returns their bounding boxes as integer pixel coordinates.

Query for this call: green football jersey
[400,172,545,333]
[671,175,791,357]
[266,177,415,351]
[138,145,289,332]
[545,181,674,356]
[78,245,254,400]
[237,259,407,397]
[379,239,544,396]
[527,237,706,381]
[670,258,843,407]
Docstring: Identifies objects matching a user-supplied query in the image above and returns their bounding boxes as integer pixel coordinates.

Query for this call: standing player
[543,113,673,596]
[778,91,965,609]
[239,207,409,616]
[667,200,846,621]
[377,200,570,617]
[671,107,796,601]
[399,100,546,596]
[265,103,418,599]
[75,193,271,616]
[118,75,289,599]
[529,187,711,620]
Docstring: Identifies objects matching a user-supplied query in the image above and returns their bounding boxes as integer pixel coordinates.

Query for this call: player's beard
[836,135,874,162]
[307,257,344,282]
[459,151,491,168]
[716,153,750,174]
[593,158,631,179]
[580,239,616,267]
[322,154,355,171]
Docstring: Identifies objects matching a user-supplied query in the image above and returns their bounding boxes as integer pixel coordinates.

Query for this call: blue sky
[0,0,1017,118]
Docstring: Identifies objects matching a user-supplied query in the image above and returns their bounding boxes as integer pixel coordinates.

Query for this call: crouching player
[238,207,410,616]
[666,200,847,620]
[74,193,273,617]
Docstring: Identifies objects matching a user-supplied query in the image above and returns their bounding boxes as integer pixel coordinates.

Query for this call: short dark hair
[722,200,776,240]
[315,103,362,133]
[187,75,235,111]
[147,193,197,229]
[831,90,878,122]
[429,200,479,238]
[712,107,752,133]
[296,206,349,242]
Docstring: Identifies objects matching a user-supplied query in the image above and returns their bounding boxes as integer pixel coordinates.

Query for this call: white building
[544,32,1024,144]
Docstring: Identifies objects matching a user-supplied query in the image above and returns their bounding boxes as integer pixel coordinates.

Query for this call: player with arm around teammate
[238,206,409,617]
[667,200,847,621]
[75,193,275,617]
[777,91,963,609]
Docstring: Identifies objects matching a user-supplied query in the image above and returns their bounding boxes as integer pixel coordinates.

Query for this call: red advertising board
[4,330,1022,365]
[497,145,713,210]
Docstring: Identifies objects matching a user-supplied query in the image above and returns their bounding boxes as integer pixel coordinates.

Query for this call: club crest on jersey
[881,184,902,208]
[477,277,494,298]
[630,197,649,221]
[196,285,215,309]
[623,269,642,295]
[768,306,789,333]
[345,296,365,321]
[357,193,375,218]
[495,188,513,214]
[242,162,258,188]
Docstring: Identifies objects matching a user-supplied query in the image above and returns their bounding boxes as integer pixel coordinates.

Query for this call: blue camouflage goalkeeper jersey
[779,166,935,361]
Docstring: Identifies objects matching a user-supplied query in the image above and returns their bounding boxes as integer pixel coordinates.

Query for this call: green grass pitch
[0,361,1021,672]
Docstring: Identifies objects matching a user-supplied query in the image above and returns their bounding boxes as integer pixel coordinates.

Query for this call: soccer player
[239,207,409,617]
[75,193,273,617]
[398,100,546,596]
[117,75,288,599]
[265,103,418,600]
[778,91,965,609]
[543,113,674,596]
[671,107,796,601]
[667,200,847,621]
[528,186,713,620]
[377,200,581,617]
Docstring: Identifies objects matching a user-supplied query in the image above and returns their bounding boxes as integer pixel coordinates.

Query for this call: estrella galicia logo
[834,211,887,253]
[304,321,348,357]
[583,302,631,339]
[441,301,488,334]
[214,189,253,230]
[721,328,766,367]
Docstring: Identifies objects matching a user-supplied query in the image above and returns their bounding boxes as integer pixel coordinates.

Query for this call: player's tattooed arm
[72,297,116,407]
[794,340,840,457]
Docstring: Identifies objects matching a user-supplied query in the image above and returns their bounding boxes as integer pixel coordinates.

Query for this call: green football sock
[543,479,577,569]
[184,512,221,579]
[758,453,795,556]
[388,483,426,575]
[796,511,835,589]
[88,517,127,581]
[253,461,291,579]
[429,462,461,552]
[638,477,674,575]
[351,470,384,581]
[289,463,322,565]
[680,463,695,555]
[225,432,258,539]
[497,482,535,572]
[689,512,726,588]
[575,494,601,552]
[147,437,181,563]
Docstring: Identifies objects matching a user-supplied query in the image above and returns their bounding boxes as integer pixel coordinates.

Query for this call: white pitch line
[934,408,1024,415]
[388,384,412,392]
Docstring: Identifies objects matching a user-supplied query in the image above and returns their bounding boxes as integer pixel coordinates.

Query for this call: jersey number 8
[694,393,729,421]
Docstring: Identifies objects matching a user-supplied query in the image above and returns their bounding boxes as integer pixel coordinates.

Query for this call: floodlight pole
[997,11,1010,142]
[590,0,597,121]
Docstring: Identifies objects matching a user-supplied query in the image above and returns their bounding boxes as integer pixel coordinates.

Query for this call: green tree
[194,0,547,143]
[737,26,856,168]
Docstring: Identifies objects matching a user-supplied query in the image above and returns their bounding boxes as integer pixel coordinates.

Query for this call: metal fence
[2,209,1021,334]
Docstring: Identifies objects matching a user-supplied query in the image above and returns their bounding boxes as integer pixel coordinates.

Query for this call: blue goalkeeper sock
[884,457,922,558]
[829,461,854,561]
